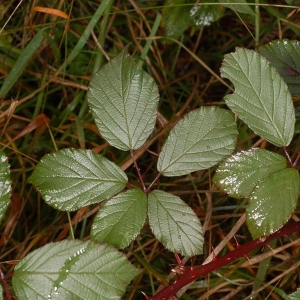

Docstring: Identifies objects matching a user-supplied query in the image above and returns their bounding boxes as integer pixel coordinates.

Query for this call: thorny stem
[146,172,161,194]
[130,149,146,192]
[147,221,300,300]
[0,267,11,300]
[283,146,293,167]
[293,151,300,168]
[283,147,300,169]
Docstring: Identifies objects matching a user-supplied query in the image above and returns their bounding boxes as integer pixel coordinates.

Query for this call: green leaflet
[288,288,300,300]
[221,48,295,147]
[148,190,203,256]
[28,148,127,211]
[259,39,300,97]
[157,106,237,176]
[91,189,147,249]
[214,149,287,199]
[218,0,255,16]
[87,46,159,151]
[162,0,224,40]
[12,240,140,299]
[246,168,299,239]
[0,150,11,221]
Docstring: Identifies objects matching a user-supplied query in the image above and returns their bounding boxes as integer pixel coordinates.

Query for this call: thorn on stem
[283,234,294,243]
[141,291,151,299]
[173,253,186,276]
[265,243,275,253]
[233,235,241,248]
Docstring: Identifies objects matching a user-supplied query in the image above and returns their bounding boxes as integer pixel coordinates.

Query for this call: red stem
[149,221,300,299]
[0,267,11,300]
[130,149,146,192]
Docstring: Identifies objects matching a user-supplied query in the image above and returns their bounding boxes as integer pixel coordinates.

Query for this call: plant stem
[146,172,161,194]
[0,267,11,300]
[283,146,293,166]
[147,221,300,299]
[130,149,146,192]
[292,150,300,167]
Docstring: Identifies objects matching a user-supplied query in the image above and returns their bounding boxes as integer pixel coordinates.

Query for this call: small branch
[0,267,11,300]
[130,149,146,192]
[292,150,300,167]
[146,172,161,194]
[283,146,293,167]
[148,221,300,299]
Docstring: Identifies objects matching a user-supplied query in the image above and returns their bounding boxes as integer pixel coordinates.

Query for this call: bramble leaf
[259,39,300,97]
[12,240,140,299]
[221,48,295,147]
[28,149,127,211]
[190,1,224,28]
[91,189,147,248]
[162,0,191,39]
[162,0,224,40]
[87,46,159,151]
[148,190,203,256]
[246,168,299,239]
[218,0,255,15]
[214,149,287,199]
[157,107,237,176]
[0,150,11,221]
[288,288,300,300]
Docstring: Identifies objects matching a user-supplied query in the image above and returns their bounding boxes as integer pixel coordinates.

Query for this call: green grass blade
[58,0,111,72]
[0,28,47,98]
[137,12,162,68]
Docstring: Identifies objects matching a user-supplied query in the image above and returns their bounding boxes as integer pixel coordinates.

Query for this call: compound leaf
[246,168,299,239]
[214,149,287,199]
[0,150,11,221]
[221,48,295,147]
[91,189,147,249]
[87,46,159,151]
[157,107,237,176]
[148,190,203,256]
[29,148,127,211]
[12,240,140,300]
[259,39,300,97]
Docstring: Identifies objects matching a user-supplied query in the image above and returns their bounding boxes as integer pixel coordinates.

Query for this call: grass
[0,1,300,299]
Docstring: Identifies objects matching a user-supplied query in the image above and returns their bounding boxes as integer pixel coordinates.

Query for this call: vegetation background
[0,0,300,299]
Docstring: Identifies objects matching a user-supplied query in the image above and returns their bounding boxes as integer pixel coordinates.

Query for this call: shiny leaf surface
[87,46,159,151]
[0,151,11,221]
[218,0,255,15]
[259,39,300,97]
[162,0,191,39]
[162,0,224,40]
[221,48,295,147]
[148,190,203,256]
[157,107,237,176]
[91,189,147,248]
[29,149,127,211]
[190,1,224,28]
[12,240,140,299]
[246,168,299,239]
[214,149,287,199]
[288,288,300,300]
